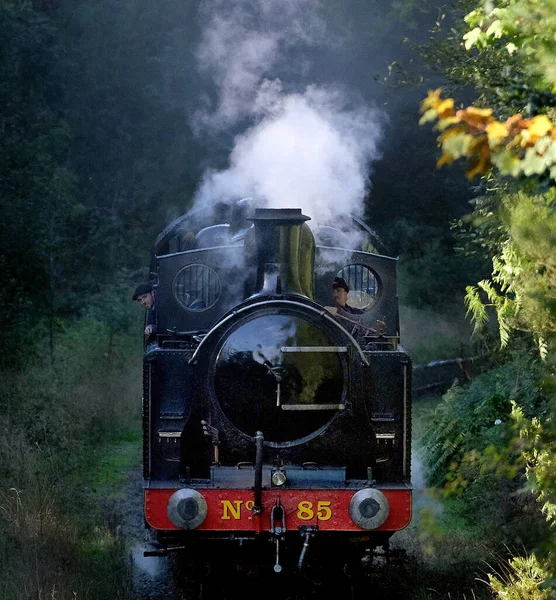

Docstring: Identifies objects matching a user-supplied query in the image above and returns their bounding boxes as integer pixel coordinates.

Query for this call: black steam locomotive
[142,198,412,575]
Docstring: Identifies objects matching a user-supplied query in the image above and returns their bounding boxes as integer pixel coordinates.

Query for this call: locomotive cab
[142,201,412,573]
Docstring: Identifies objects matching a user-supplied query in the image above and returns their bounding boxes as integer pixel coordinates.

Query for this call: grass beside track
[0,418,143,600]
[0,319,144,600]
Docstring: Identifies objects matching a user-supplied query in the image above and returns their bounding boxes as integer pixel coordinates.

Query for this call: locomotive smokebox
[247,208,315,299]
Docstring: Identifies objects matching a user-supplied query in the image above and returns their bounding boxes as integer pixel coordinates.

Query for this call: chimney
[247,208,315,298]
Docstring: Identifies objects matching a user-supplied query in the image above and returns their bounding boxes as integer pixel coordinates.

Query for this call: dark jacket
[336,303,364,316]
[145,297,158,341]
[146,304,157,329]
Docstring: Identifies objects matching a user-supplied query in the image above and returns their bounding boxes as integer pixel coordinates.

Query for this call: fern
[497,297,514,348]
[464,279,517,348]
[418,353,548,491]
[465,284,489,335]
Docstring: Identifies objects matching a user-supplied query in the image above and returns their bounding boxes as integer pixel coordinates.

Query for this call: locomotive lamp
[348,488,390,530]
[271,469,287,486]
[167,489,208,530]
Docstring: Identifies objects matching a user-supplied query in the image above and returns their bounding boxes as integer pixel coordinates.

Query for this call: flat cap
[132,283,153,300]
[332,277,349,292]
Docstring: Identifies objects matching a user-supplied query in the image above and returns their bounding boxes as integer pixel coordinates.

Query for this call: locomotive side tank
[142,201,412,573]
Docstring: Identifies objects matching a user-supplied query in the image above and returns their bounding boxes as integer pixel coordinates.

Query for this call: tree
[0,1,82,365]
[418,0,556,590]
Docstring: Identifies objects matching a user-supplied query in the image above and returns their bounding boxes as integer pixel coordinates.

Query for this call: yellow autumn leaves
[420,88,556,180]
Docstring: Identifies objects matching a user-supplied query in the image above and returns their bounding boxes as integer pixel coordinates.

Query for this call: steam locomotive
[142,198,412,576]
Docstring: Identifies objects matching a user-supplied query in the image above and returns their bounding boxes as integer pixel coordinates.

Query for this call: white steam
[194,0,327,130]
[191,0,387,225]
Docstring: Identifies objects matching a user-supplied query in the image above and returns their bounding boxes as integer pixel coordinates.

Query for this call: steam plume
[191,0,387,225]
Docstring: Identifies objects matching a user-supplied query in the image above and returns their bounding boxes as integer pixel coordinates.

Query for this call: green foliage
[463,188,556,357]
[465,278,516,348]
[511,399,556,577]
[418,351,556,597]
[417,0,556,339]
[418,0,556,577]
[416,10,537,118]
[464,0,556,93]
[420,351,550,543]
[488,554,551,599]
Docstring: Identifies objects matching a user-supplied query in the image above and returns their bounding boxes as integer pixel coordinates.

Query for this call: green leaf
[463,27,484,50]
[506,42,518,54]
[486,19,504,39]
[442,132,473,159]
[419,108,439,125]
[522,147,549,176]
[491,149,522,177]
[464,9,484,27]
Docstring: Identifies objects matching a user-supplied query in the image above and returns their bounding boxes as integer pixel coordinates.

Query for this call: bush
[419,350,550,547]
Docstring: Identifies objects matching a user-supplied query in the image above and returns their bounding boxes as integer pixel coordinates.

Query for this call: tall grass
[0,316,142,600]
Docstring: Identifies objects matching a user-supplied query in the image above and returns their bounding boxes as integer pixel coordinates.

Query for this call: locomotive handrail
[187,299,370,367]
[280,346,348,353]
[281,403,346,411]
